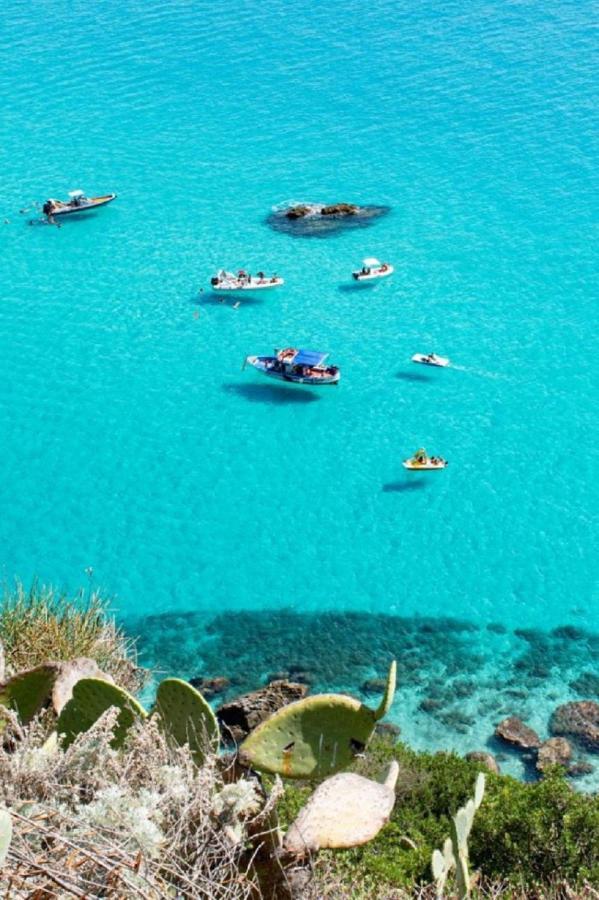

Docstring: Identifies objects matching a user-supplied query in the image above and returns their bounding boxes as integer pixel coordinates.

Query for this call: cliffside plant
[0,580,143,692]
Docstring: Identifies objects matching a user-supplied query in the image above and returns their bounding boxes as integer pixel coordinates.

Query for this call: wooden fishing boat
[244,348,340,385]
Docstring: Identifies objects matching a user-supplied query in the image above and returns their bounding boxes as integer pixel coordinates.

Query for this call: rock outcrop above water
[536,737,572,772]
[216,679,308,744]
[495,716,541,751]
[267,201,390,237]
[465,751,500,774]
[550,701,599,751]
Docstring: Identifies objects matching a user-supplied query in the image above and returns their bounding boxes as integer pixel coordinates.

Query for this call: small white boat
[402,449,448,470]
[244,348,340,385]
[352,257,393,282]
[411,353,450,368]
[211,269,284,294]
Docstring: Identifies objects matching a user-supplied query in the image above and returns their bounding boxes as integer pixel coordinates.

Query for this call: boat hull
[50,194,117,216]
[352,265,394,282]
[403,459,447,470]
[212,278,284,295]
[411,354,449,367]
[246,356,340,385]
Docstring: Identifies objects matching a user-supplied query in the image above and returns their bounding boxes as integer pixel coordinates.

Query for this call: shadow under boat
[382,479,428,493]
[223,382,320,405]
[396,370,434,383]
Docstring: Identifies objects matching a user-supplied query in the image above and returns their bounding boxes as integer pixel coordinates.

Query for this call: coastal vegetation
[0,584,598,898]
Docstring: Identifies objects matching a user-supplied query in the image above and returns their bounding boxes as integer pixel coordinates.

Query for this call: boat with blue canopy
[244,347,340,385]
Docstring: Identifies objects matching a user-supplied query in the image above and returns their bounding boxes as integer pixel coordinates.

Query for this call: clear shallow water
[0,0,597,781]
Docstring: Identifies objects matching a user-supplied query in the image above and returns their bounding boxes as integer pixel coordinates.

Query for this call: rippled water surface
[0,0,597,781]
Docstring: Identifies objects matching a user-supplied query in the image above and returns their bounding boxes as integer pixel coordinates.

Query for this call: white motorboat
[402,449,448,470]
[352,257,393,282]
[211,269,284,294]
[244,348,340,385]
[411,353,450,368]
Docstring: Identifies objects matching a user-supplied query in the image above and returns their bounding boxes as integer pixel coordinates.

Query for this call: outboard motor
[210,276,219,286]
[42,201,52,215]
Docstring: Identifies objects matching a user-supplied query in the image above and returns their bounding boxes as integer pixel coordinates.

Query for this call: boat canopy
[363,257,380,267]
[293,349,328,366]
[68,189,85,198]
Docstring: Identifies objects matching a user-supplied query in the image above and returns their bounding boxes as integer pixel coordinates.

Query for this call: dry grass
[0,581,144,692]
[0,713,264,899]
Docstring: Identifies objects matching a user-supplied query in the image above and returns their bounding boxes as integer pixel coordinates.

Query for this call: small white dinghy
[211,269,284,295]
[411,352,450,368]
[352,257,393,282]
[402,449,448,470]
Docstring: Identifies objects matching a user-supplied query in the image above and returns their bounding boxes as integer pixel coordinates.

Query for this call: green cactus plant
[154,678,219,765]
[239,660,396,779]
[0,664,59,724]
[432,772,486,900]
[0,807,12,868]
[57,678,146,749]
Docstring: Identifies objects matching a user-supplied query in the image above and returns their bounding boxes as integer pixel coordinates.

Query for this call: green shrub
[296,736,599,893]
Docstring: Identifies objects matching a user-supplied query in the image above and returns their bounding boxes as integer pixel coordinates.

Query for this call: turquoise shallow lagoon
[0,1,597,781]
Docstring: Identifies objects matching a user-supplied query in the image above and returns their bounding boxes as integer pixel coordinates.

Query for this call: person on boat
[361,266,370,275]
[380,263,388,272]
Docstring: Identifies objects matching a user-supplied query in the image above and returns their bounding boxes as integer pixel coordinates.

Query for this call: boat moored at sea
[411,352,450,367]
[352,257,393,282]
[42,190,117,218]
[211,269,284,294]
[403,448,448,470]
[244,348,340,385]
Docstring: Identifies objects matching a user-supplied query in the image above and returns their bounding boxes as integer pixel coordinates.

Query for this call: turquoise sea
[1,0,597,782]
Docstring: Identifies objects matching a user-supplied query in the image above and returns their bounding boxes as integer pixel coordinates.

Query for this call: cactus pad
[0,807,11,868]
[240,694,379,779]
[284,765,397,853]
[57,678,146,748]
[0,664,59,724]
[374,661,397,721]
[154,678,219,765]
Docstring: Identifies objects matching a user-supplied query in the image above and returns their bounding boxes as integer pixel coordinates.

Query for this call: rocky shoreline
[187,673,598,783]
[133,608,599,786]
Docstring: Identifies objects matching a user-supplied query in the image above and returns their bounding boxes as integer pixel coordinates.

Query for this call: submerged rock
[570,672,599,698]
[268,201,390,237]
[567,760,594,777]
[189,676,230,698]
[550,701,599,752]
[536,737,572,773]
[495,716,541,751]
[465,751,500,774]
[217,680,307,744]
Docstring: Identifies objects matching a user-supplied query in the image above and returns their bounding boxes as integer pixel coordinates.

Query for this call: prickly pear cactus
[154,678,219,765]
[0,807,12,867]
[57,678,146,749]
[374,660,397,721]
[0,664,59,724]
[240,660,396,779]
[432,772,486,900]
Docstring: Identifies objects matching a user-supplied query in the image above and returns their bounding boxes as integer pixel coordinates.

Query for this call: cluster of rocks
[490,702,598,777]
[267,202,390,237]
[284,202,359,219]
